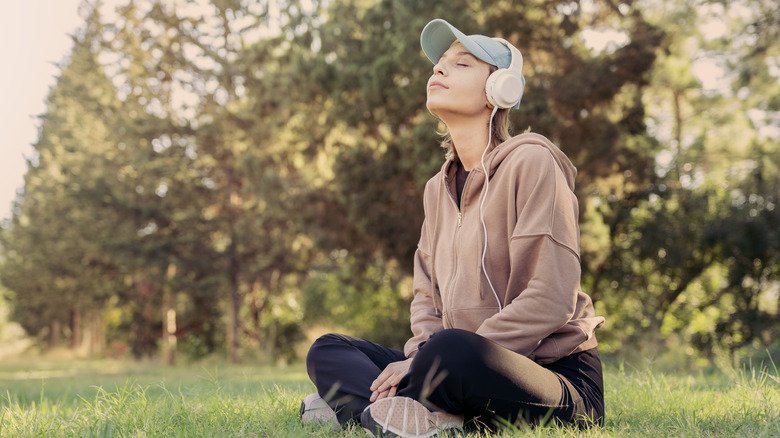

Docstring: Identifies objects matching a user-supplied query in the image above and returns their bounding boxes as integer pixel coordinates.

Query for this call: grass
[0,356,778,437]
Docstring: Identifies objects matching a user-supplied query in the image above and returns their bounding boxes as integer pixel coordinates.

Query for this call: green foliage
[303,251,413,349]
[585,0,780,360]
[0,0,779,364]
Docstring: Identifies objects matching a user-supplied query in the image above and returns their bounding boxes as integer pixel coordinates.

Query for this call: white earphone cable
[480,106,502,312]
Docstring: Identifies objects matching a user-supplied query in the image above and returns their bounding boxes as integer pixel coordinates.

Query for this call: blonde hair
[437,66,513,161]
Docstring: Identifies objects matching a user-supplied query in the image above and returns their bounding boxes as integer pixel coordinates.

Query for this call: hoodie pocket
[445,306,500,332]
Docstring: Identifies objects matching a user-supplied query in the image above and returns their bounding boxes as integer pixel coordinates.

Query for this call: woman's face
[426,41,493,121]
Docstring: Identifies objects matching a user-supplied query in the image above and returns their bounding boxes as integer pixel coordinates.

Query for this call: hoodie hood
[444,132,577,192]
[493,133,577,190]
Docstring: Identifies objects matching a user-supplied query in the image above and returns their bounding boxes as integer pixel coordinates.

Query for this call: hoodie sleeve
[404,181,445,358]
[475,146,583,358]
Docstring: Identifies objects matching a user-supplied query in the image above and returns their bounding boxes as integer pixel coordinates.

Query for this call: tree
[3,0,777,363]
[588,0,780,358]
[101,0,320,362]
[0,4,126,353]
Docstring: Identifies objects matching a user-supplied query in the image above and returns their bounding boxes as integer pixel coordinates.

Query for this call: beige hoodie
[404,132,605,364]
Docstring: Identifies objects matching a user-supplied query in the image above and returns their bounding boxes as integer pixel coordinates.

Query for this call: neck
[447,113,492,171]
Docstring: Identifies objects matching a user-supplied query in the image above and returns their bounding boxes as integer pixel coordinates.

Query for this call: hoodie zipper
[444,171,471,328]
[446,205,461,328]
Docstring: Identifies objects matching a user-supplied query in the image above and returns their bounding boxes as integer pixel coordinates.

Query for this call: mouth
[428,80,447,90]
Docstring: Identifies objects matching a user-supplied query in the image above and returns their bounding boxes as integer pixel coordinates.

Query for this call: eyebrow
[438,51,479,63]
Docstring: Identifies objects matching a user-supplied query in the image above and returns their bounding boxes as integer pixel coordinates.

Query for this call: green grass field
[1,357,778,437]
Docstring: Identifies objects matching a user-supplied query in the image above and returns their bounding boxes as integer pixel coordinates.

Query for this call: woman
[301,18,605,437]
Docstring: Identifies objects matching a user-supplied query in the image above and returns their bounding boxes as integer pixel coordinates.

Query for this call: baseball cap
[420,19,512,70]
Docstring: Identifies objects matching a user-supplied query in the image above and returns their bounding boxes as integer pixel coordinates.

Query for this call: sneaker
[361,396,463,437]
[300,393,339,430]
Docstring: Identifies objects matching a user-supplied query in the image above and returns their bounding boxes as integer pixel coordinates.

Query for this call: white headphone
[485,38,525,109]
[480,39,524,312]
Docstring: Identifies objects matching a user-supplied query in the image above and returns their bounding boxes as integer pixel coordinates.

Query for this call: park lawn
[0,357,778,437]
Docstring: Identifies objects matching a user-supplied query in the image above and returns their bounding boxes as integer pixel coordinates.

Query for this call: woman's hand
[370,358,413,402]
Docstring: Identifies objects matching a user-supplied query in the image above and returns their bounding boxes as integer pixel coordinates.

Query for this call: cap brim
[420,19,499,67]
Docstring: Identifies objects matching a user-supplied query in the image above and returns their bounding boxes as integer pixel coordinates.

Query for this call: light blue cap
[420,19,512,70]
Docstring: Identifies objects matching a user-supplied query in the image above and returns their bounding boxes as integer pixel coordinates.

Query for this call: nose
[432,61,445,76]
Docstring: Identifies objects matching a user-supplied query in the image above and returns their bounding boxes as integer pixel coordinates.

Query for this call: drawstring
[480,106,503,312]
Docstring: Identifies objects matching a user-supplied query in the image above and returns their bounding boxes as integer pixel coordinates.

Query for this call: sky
[0,1,95,222]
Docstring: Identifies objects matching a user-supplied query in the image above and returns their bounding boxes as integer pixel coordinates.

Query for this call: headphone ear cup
[486,70,524,109]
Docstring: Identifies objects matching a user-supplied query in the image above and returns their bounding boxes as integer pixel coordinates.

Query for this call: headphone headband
[492,38,523,74]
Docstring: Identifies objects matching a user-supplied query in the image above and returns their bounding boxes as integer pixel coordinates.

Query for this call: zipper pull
[458,211,462,227]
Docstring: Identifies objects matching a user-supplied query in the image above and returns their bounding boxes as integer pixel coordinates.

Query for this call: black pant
[306,328,604,429]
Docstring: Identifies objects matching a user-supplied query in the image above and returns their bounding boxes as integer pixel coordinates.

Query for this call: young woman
[301,19,606,437]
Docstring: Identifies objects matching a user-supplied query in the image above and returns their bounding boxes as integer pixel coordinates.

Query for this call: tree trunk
[163,308,177,365]
[133,273,157,358]
[162,264,177,365]
[49,320,61,349]
[70,307,81,350]
[227,246,239,364]
[90,308,105,356]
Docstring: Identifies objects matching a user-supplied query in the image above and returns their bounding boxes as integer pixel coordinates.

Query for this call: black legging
[306,328,604,429]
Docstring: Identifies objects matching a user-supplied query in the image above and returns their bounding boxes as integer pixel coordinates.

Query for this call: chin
[425,100,447,119]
